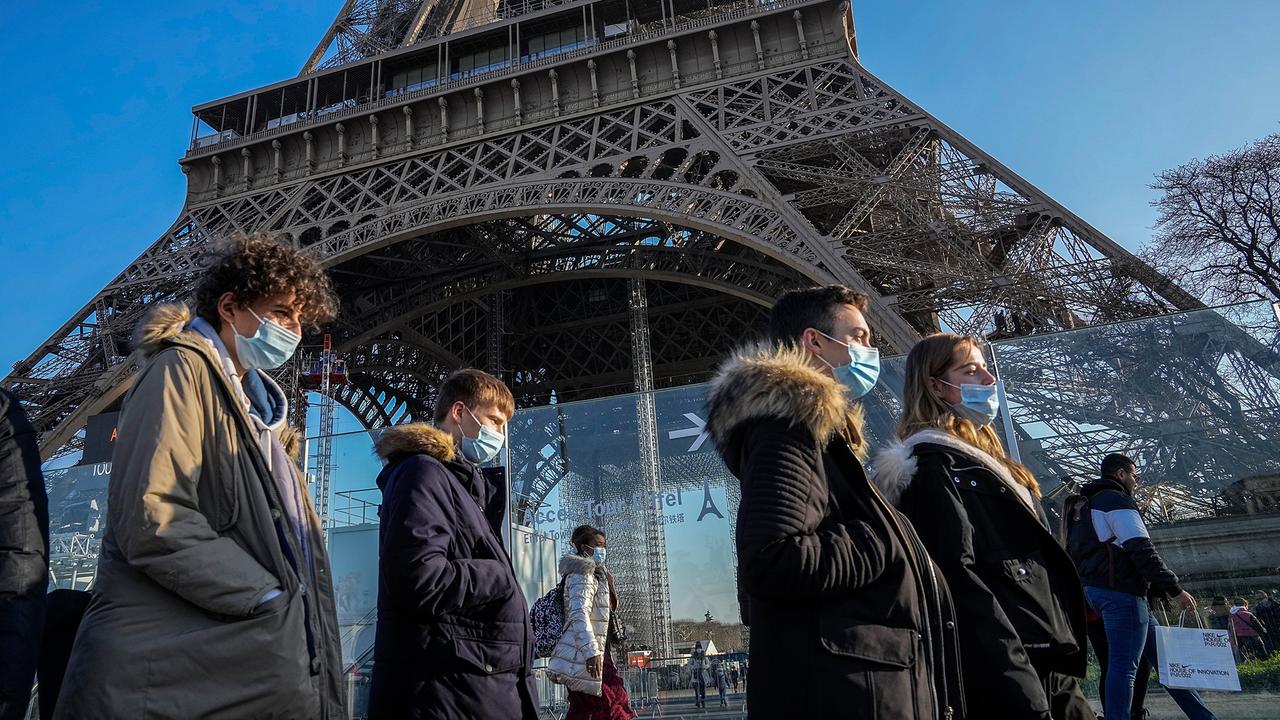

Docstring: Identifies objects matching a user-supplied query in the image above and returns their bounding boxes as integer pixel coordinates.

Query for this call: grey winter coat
[547,553,612,695]
[55,305,346,720]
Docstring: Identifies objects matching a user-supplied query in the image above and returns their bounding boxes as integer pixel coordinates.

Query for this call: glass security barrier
[36,301,1280,718]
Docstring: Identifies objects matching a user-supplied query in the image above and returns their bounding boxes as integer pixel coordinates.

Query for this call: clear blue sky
[2,1,1278,375]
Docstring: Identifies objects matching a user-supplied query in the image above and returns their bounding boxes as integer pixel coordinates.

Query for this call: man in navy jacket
[368,369,536,720]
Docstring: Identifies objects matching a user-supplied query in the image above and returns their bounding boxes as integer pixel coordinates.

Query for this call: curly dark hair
[194,233,338,329]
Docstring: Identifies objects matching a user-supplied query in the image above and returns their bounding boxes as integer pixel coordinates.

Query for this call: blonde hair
[897,333,1039,496]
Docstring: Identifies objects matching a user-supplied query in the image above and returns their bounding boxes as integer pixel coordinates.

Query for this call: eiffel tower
[7,0,1236,654]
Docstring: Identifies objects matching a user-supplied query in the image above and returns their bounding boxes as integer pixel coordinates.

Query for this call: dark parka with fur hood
[368,423,538,720]
[874,430,1088,720]
[707,344,964,720]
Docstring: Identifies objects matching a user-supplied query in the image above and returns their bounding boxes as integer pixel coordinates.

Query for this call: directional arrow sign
[668,412,709,453]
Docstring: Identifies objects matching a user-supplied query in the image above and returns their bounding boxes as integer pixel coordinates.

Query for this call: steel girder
[994,306,1280,523]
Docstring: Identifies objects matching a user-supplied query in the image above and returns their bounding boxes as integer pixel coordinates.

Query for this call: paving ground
[632,692,747,719]
[1118,691,1280,720]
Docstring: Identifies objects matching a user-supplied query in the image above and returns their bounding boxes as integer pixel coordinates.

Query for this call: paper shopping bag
[1154,624,1241,692]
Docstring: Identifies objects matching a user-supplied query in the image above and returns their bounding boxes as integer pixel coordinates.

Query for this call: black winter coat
[0,389,48,718]
[368,424,537,720]
[708,345,964,720]
[875,430,1087,720]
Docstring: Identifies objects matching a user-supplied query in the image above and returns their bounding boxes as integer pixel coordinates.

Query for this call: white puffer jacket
[547,553,612,695]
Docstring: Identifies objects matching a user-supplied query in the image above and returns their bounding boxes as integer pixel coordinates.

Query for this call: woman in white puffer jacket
[548,525,635,719]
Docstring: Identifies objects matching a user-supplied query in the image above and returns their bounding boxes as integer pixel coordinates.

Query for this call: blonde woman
[874,333,1090,720]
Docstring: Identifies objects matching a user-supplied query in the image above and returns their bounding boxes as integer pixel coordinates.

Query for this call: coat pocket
[818,616,918,669]
[451,637,524,675]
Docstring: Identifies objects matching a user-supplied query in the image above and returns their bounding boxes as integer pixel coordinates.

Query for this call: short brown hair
[433,369,515,424]
[194,233,338,329]
[768,285,870,345]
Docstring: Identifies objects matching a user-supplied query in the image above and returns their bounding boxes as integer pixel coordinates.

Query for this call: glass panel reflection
[38,300,1280,716]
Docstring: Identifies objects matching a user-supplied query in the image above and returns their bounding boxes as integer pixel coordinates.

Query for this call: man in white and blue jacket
[1065,453,1216,720]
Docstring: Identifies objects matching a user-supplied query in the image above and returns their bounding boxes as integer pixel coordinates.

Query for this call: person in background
[689,641,709,709]
[1084,606,1152,720]
[1254,590,1280,655]
[1228,597,1268,661]
[712,661,729,708]
[56,234,346,719]
[1207,597,1231,633]
[875,333,1091,720]
[708,286,963,720]
[0,389,48,720]
[730,665,740,693]
[369,369,537,720]
[547,525,635,720]
[1065,453,1214,720]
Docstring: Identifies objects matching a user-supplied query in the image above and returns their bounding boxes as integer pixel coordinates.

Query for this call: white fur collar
[559,552,600,576]
[871,428,1031,510]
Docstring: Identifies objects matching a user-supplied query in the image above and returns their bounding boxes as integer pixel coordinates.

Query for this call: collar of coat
[130,303,302,458]
[706,341,862,450]
[559,552,600,577]
[871,428,1027,508]
[373,423,457,464]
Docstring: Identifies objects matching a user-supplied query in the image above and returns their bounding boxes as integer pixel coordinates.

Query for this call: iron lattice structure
[10,0,1264,649]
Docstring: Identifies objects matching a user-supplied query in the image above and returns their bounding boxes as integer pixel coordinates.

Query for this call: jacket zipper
[854,440,950,720]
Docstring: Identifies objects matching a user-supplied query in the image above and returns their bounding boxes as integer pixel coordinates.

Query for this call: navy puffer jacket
[368,424,537,720]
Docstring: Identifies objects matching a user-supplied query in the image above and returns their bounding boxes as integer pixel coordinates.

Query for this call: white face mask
[460,407,504,464]
[232,308,302,370]
[938,378,1001,425]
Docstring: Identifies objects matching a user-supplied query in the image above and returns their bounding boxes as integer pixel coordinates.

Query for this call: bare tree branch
[1144,133,1280,304]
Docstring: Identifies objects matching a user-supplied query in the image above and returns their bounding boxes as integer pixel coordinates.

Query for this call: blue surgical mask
[592,547,607,565]
[814,330,880,401]
[233,308,302,370]
[940,379,1001,426]
[461,407,505,464]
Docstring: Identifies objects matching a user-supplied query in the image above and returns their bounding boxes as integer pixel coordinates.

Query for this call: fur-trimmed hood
[871,428,1033,509]
[132,303,196,357]
[706,342,856,449]
[374,423,457,463]
[559,552,601,577]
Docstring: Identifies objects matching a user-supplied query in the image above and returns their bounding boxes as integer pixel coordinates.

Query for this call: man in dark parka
[0,389,48,720]
[706,286,963,719]
[369,369,537,720]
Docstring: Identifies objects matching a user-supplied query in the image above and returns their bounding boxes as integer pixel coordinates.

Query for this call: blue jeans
[1084,586,1216,720]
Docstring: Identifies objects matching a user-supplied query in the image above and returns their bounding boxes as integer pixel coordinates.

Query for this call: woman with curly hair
[56,234,346,719]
